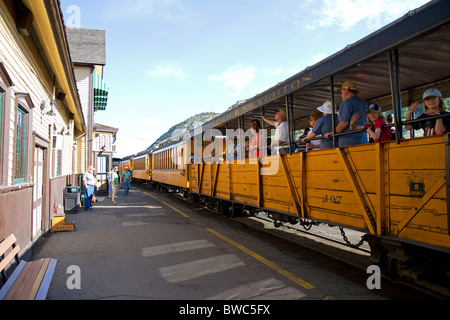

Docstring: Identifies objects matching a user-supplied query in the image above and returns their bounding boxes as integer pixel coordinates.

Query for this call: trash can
[65,186,81,213]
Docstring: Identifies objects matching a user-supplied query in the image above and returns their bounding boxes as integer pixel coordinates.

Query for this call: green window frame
[0,90,2,135]
[57,149,62,177]
[0,90,3,181]
[15,106,27,184]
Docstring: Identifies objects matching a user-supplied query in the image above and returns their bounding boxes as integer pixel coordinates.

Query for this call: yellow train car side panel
[261,155,302,216]
[386,136,449,249]
[301,137,449,250]
[153,170,188,189]
[132,155,152,181]
[152,141,189,189]
[189,163,232,201]
[189,135,449,250]
[119,160,132,177]
[304,145,377,232]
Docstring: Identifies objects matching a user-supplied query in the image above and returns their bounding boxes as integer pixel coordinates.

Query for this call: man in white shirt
[262,109,290,155]
[83,166,96,211]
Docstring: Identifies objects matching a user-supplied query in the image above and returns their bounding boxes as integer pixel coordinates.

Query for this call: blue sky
[60,0,430,158]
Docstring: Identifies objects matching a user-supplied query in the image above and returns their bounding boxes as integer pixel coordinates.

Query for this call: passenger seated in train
[249,120,262,158]
[326,81,368,146]
[386,114,396,140]
[296,128,310,152]
[262,109,289,155]
[405,88,450,136]
[228,137,249,160]
[306,111,323,151]
[302,101,339,150]
[350,104,393,143]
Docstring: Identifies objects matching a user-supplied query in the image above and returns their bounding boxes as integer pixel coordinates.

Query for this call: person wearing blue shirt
[303,101,339,150]
[326,81,368,147]
[83,166,95,211]
[122,167,132,196]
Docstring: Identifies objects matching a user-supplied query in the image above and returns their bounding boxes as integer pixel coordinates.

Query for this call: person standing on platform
[111,166,119,205]
[83,166,95,211]
[122,167,132,196]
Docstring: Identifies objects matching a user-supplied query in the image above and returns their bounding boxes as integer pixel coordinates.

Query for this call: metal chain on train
[300,219,320,231]
[339,227,366,249]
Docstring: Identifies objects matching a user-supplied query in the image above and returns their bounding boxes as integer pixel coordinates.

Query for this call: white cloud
[300,0,431,31]
[115,133,154,158]
[209,65,258,97]
[209,65,295,98]
[147,65,186,79]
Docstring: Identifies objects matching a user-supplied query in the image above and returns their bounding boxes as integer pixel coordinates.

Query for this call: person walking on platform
[107,168,113,198]
[122,167,132,196]
[111,166,119,205]
[83,166,96,211]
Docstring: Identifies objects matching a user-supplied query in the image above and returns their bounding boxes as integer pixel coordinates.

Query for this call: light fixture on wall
[47,75,57,117]
[47,99,56,117]
[40,99,56,117]
[40,100,46,123]
[40,100,46,114]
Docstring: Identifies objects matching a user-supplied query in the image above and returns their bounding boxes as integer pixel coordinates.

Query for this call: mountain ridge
[149,112,219,149]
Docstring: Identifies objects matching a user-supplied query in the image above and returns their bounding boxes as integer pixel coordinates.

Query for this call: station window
[0,89,2,135]
[15,106,27,184]
[0,89,3,183]
[0,89,3,146]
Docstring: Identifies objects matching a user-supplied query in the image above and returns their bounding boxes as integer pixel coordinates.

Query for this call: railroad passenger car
[151,140,190,194]
[123,0,450,296]
[130,153,152,183]
[186,0,450,296]
[119,157,132,177]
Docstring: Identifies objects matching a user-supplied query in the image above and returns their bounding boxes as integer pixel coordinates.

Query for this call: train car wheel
[190,193,200,204]
[218,201,231,217]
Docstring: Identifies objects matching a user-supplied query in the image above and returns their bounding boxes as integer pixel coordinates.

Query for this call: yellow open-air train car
[122,1,450,296]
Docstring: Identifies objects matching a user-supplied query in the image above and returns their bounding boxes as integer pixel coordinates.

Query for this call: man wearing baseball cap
[405,88,450,136]
[327,81,368,146]
[262,109,290,155]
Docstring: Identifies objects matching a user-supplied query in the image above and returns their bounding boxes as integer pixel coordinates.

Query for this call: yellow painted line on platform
[143,191,314,290]
[94,206,162,209]
[206,228,316,290]
[144,192,190,218]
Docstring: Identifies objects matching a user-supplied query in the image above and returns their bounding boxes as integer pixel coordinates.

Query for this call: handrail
[303,113,450,142]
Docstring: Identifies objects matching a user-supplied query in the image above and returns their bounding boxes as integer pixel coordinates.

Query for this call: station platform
[33,185,311,301]
[32,185,427,302]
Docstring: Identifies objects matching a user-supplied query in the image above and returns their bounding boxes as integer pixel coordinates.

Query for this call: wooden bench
[0,234,57,300]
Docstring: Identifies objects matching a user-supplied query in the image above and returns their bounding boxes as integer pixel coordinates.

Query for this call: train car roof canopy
[194,0,450,134]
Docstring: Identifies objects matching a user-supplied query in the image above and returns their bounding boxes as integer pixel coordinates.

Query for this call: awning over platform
[93,70,109,111]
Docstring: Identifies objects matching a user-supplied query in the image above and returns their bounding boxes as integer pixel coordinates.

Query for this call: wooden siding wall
[74,67,91,174]
[0,3,78,250]
[48,176,67,229]
[0,185,33,253]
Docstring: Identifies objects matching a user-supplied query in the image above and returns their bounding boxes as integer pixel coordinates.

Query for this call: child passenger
[249,120,262,158]
[350,104,393,143]
[405,88,450,136]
